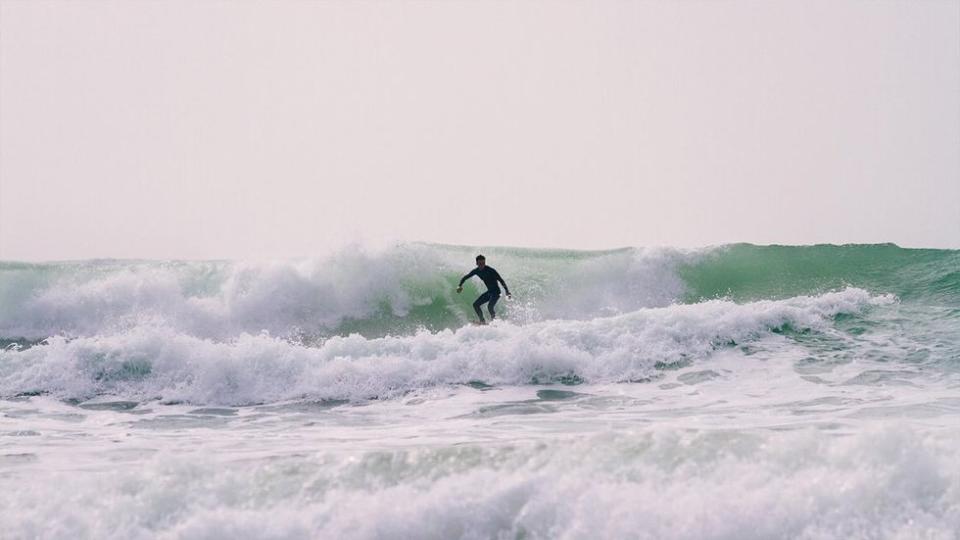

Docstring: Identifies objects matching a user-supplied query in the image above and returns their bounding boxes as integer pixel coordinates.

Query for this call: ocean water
[1,243,958,539]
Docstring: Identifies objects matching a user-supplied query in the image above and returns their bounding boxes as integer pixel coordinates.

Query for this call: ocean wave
[0,244,693,340]
[0,288,889,405]
[3,242,954,342]
[680,243,960,303]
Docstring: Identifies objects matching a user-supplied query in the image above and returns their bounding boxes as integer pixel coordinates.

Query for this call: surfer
[456,254,511,325]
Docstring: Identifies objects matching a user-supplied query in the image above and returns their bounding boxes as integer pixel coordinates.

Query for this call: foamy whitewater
[1,243,958,539]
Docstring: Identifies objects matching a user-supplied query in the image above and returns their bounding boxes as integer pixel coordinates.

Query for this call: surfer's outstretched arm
[458,269,477,287]
[457,269,477,293]
[495,271,511,297]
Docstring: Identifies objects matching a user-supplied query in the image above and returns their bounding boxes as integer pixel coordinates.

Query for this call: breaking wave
[0,242,955,405]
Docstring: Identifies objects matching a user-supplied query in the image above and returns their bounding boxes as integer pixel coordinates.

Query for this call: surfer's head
[476,255,486,268]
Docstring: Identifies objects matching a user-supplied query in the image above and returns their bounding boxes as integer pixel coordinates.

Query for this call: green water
[680,243,960,303]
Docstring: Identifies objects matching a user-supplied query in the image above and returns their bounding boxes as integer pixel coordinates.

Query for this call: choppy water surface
[1,243,959,539]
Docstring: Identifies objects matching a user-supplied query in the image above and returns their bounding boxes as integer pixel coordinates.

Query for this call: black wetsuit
[459,266,510,322]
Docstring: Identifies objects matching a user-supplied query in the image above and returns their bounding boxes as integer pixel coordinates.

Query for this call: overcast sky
[1,0,958,260]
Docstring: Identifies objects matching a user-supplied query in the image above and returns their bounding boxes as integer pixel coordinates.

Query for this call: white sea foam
[1,424,956,540]
[0,246,451,339]
[0,288,888,405]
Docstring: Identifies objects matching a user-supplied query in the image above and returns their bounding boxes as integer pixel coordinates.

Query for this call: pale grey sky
[1,0,958,260]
